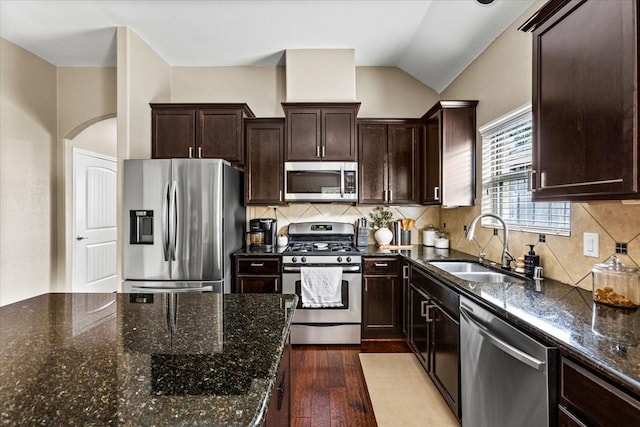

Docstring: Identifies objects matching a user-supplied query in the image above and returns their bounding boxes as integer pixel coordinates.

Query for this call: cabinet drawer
[560,357,640,427]
[237,258,281,275]
[410,266,459,317]
[363,258,398,275]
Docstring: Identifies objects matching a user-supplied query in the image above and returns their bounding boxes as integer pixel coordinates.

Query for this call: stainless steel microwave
[284,162,357,202]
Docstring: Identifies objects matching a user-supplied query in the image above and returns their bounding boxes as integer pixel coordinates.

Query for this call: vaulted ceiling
[0,0,536,93]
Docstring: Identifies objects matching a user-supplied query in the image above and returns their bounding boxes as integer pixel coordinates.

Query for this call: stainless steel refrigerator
[123,158,245,293]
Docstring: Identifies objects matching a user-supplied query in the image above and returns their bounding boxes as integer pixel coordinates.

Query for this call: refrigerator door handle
[169,180,178,261]
[162,181,170,261]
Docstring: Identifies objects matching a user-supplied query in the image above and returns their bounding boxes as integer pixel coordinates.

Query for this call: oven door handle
[282,265,361,273]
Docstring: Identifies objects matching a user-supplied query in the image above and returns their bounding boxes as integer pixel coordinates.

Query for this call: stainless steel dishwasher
[459,297,557,427]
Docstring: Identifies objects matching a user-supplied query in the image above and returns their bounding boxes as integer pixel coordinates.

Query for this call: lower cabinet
[362,257,402,339]
[265,333,290,427]
[559,356,640,427]
[408,265,460,419]
[235,256,281,293]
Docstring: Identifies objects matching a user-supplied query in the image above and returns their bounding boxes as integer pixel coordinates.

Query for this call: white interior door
[73,149,117,292]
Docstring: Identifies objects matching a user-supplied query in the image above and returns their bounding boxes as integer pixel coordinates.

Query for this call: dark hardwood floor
[290,340,410,427]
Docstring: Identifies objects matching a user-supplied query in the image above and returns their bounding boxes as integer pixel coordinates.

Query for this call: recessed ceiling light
[477,0,495,4]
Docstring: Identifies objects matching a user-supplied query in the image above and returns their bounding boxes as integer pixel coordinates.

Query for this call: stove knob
[337,256,343,263]
[292,257,297,263]
[346,256,352,263]
[301,256,307,263]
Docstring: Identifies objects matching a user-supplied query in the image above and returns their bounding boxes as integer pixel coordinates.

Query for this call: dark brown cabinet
[282,103,360,161]
[421,101,477,206]
[235,257,281,293]
[362,257,402,339]
[521,0,640,201]
[409,266,460,419]
[151,103,254,163]
[358,120,421,205]
[265,333,290,427]
[245,118,285,205]
[559,356,640,427]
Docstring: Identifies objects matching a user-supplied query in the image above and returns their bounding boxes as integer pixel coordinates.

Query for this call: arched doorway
[63,117,117,292]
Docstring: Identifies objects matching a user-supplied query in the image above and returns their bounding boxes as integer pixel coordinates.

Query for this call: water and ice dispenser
[129,210,154,244]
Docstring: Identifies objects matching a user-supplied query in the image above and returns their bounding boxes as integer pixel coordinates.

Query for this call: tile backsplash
[249,200,640,291]
[248,204,440,245]
[441,201,640,290]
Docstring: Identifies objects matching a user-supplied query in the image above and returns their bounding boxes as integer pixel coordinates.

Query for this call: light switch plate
[583,232,599,258]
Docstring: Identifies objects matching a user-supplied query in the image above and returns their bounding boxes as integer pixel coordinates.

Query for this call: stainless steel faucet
[466,213,515,271]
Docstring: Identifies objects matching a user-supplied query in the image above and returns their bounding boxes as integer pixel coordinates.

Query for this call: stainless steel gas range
[282,222,362,344]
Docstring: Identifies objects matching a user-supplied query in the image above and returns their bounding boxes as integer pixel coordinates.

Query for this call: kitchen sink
[429,261,525,284]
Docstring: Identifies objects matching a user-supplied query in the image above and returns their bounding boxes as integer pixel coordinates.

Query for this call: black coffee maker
[249,218,277,252]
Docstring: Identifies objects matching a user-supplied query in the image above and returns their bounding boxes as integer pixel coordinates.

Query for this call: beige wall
[356,67,440,118]
[0,39,58,306]
[285,49,357,101]
[172,66,286,117]
[440,0,640,290]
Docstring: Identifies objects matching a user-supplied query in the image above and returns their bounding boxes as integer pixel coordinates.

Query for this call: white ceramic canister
[276,235,288,248]
[423,224,437,247]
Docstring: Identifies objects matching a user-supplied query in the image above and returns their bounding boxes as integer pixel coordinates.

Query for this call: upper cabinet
[282,103,360,161]
[244,118,285,205]
[421,101,478,207]
[151,103,255,164]
[520,0,640,201]
[358,120,421,205]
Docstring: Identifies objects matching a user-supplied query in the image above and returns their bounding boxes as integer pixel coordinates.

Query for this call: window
[479,105,570,235]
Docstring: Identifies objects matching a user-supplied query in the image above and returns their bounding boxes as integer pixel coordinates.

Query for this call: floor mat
[359,353,459,427]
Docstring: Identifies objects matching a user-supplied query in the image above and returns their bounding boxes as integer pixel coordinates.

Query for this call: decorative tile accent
[616,242,628,255]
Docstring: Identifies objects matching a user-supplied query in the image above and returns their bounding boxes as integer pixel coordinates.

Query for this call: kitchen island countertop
[0,292,296,426]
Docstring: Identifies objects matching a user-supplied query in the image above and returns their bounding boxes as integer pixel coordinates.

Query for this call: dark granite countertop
[390,245,640,397]
[0,292,297,426]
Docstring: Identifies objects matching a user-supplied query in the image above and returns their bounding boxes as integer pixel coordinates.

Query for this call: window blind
[479,105,571,235]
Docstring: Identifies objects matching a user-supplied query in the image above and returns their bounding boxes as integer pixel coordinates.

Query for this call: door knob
[76,236,89,241]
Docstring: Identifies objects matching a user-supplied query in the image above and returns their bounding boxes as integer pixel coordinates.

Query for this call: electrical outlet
[583,232,599,258]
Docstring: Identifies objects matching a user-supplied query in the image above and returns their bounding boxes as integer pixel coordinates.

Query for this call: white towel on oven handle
[300,267,344,308]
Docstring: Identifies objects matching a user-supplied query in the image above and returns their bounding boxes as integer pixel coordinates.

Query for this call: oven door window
[294,279,350,309]
[287,171,341,194]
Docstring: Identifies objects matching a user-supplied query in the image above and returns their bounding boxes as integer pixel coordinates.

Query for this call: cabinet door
[151,108,196,158]
[422,113,442,204]
[401,263,410,338]
[388,124,418,204]
[285,108,321,160]
[237,276,280,293]
[245,119,285,205]
[532,0,639,200]
[363,276,400,338]
[358,124,388,204]
[198,109,243,162]
[409,284,430,371]
[322,107,357,161]
[432,305,460,418]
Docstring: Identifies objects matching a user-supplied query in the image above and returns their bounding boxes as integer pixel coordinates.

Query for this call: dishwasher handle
[460,305,545,371]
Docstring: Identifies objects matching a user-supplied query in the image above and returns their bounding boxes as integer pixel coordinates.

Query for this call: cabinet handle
[374,263,388,267]
[403,265,409,279]
[316,146,320,158]
[321,146,325,157]
[434,186,440,201]
[274,278,279,293]
[198,147,203,158]
[383,190,387,202]
[422,301,436,320]
[250,263,264,267]
[389,190,393,202]
[279,190,282,201]
[527,169,536,192]
[188,147,194,158]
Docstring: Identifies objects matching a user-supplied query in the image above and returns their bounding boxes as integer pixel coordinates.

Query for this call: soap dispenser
[524,244,540,278]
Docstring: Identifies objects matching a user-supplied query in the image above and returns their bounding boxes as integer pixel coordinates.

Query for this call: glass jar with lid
[592,255,639,309]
